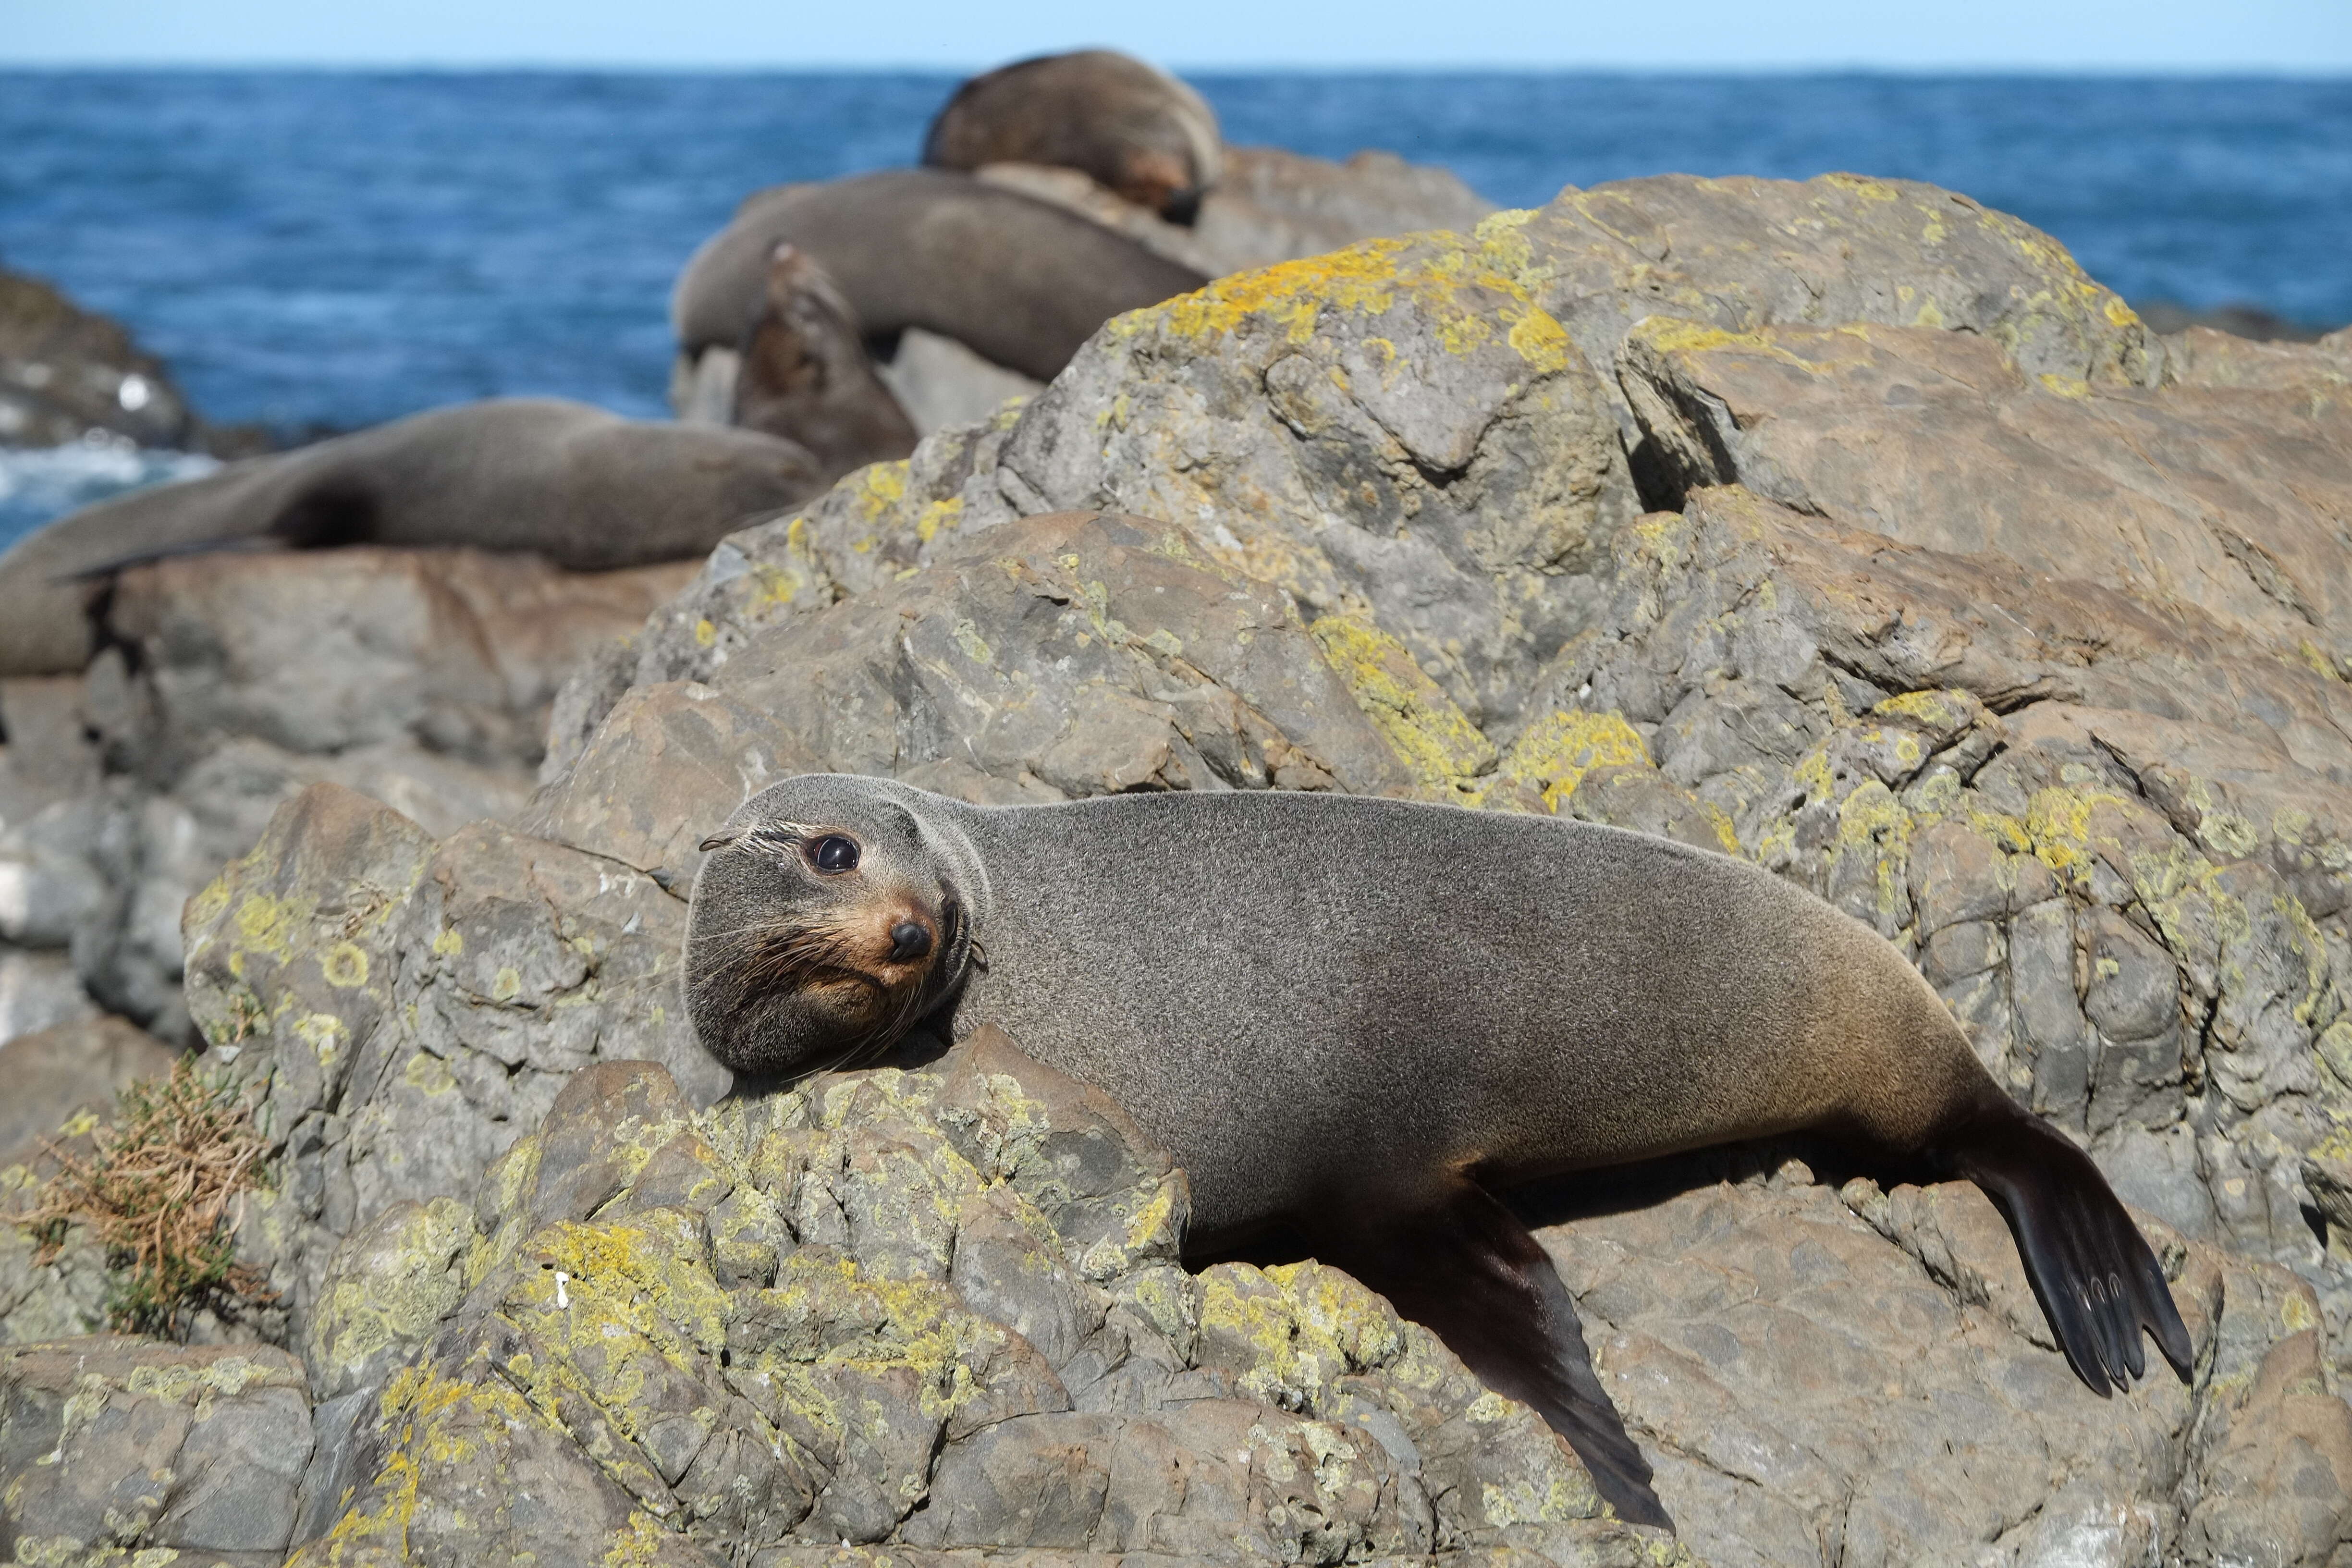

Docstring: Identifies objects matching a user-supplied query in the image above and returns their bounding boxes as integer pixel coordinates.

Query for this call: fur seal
[0,397,820,676]
[922,49,1224,224]
[730,244,917,474]
[686,772,2196,1531]
[670,169,1208,385]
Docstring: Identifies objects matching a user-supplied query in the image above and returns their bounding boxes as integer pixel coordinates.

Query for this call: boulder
[275,1036,2342,1567]
[287,1039,1678,1566]
[98,546,695,781]
[0,1337,314,1564]
[979,143,1501,280]
[1617,316,2352,658]
[0,548,695,1046]
[537,180,2352,1369]
[1195,145,1502,275]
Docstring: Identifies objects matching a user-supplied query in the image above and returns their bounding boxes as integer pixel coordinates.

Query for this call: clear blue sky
[5,0,2348,71]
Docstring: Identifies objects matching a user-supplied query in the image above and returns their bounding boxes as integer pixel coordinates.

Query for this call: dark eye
[807,835,859,873]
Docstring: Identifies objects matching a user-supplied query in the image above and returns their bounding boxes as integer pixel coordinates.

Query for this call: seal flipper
[1307,1177,1672,1531]
[1950,1103,2194,1395]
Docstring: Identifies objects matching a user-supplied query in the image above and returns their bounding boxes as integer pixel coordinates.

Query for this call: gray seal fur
[0,397,821,676]
[685,773,2195,1530]
[670,169,1208,384]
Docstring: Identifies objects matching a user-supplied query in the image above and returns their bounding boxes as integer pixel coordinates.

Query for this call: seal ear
[1305,1176,1672,1530]
[698,828,742,853]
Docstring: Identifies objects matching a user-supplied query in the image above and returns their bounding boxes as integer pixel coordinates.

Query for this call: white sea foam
[0,435,219,552]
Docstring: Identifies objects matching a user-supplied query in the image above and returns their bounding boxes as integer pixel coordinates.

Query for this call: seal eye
[807,834,860,874]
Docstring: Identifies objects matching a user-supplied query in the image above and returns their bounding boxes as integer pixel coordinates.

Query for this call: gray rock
[0,545,693,1047]
[288,1036,1681,1567]
[0,1337,313,1561]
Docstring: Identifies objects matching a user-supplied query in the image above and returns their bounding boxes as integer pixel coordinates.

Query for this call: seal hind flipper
[1309,1177,1673,1530]
[1953,1104,2194,1394]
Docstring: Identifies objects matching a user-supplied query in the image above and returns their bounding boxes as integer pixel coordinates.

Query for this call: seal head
[732,244,917,481]
[921,49,1224,222]
[686,774,988,1079]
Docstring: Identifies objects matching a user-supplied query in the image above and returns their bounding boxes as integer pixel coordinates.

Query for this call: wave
[0,436,219,554]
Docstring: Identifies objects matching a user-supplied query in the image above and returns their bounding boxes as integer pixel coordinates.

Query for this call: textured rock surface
[257,1038,2343,1568]
[1549,1156,2352,1567]
[286,1041,1675,1566]
[1529,486,2352,1330]
[171,779,723,1333]
[0,1337,315,1564]
[0,548,693,1048]
[1618,316,2352,657]
[8,169,2352,1564]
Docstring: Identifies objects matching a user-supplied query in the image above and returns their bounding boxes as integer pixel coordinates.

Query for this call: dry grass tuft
[18,1058,274,1336]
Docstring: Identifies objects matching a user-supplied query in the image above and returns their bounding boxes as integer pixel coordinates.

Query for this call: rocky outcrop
[0,549,694,1047]
[20,1037,2336,1566]
[541,169,2352,1400]
[285,1040,1687,1567]
[0,1337,316,1564]
[7,169,2352,1564]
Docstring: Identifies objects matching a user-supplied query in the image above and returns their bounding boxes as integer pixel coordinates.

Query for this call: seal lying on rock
[671,169,1209,385]
[729,244,917,475]
[0,397,820,676]
[922,49,1225,223]
[685,773,2195,1530]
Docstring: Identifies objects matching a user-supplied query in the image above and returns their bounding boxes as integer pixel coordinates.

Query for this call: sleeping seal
[685,771,2196,1531]
[670,169,1208,385]
[922,49,1225,224]
[0,397,820,676]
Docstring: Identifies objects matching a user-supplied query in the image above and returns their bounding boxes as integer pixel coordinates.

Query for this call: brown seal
[0,397,820,676]
[731,244,917,478]
[684,765,2196,1531]
[670,169,1207,385]
[922,49,1224,223]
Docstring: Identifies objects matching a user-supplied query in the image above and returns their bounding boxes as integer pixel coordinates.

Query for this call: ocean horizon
[3,68,2347,544]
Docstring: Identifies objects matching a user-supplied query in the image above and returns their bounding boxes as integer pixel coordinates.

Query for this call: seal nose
[888,919,933,963]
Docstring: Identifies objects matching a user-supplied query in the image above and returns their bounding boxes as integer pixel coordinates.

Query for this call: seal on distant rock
[671,169,1208,385]
[730,244,917,478]
[0,397,820,676]
[686,765,2196,1531]
[922,49,1224,224]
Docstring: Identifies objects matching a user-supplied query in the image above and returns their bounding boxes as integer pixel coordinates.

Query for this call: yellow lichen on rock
[1308,612,1495,798]
[1488,709,1654,813]
[1119,231,1574,374]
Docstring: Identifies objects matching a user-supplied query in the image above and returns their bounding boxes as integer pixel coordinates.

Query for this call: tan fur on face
[720,889,939,1043]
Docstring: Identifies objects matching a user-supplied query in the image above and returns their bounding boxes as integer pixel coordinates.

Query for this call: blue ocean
[2,71,2348,547]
